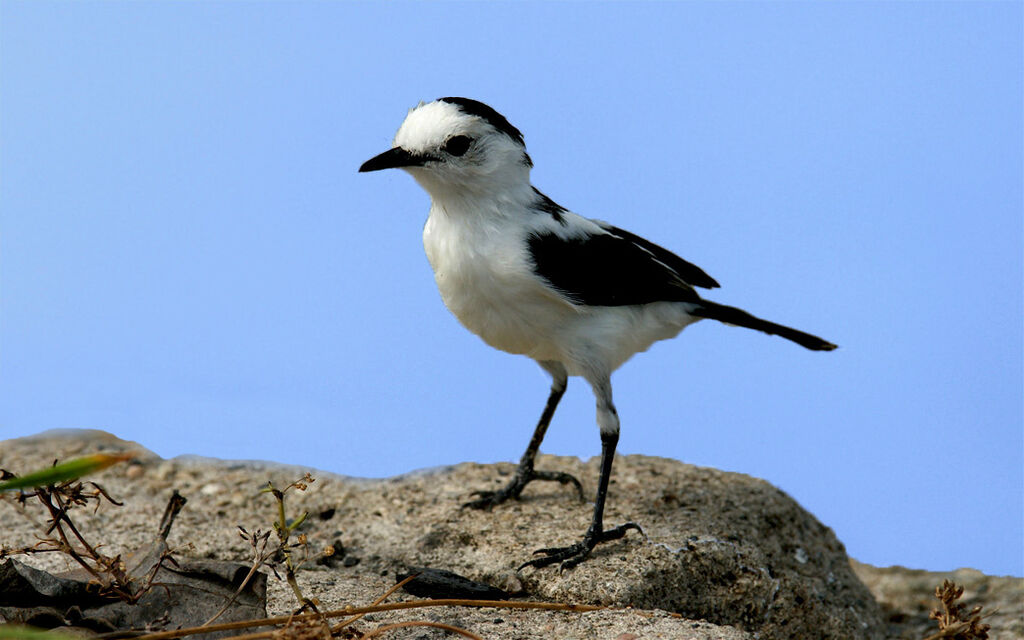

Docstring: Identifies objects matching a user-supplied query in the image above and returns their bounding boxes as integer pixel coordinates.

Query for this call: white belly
[422,208,700,374]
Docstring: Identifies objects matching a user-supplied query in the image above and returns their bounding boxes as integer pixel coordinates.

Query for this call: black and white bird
[359,97,836,569]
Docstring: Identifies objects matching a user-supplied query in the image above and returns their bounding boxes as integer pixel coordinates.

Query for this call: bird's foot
[519,522,643,571]
[463,469,584,510]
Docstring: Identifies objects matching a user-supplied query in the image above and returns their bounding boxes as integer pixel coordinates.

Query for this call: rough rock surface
[2,430,1020,639]
[851,560,1023,639]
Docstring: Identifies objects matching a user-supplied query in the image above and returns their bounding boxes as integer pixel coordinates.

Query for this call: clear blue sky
[2,2,1021,576]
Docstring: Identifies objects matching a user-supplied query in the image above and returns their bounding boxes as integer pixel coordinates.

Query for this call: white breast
[423,205,576,362]
[422,202,701,376]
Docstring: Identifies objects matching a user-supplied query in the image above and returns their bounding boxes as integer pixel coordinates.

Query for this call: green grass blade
[0,625,78,640]
[0,452,136,491]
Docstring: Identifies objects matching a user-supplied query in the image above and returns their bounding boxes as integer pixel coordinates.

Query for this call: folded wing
[527,223,718,307]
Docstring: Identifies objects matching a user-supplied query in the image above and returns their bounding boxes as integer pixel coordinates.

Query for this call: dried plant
[264,473,320,611]
[923,579,990,640]
[132,597,601,640]
[1,461,591,640]
[206,473,330,626]
[0,453,171,604]
[269,616,333,640]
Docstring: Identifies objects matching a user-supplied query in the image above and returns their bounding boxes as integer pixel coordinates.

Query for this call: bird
[359,97,836,570]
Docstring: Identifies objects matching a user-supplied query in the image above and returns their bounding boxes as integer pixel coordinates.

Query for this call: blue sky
[1,2,1021,576]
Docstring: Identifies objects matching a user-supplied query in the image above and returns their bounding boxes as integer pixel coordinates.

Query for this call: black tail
[692,301,837,351]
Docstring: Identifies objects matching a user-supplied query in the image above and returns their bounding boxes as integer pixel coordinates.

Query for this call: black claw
[518,549,576,571]
[560,552,590,571]
[530,470,585,501]
[602,522,644,540]
[517,522,643,571]
[462,490,510,510]
[463,469,584,510]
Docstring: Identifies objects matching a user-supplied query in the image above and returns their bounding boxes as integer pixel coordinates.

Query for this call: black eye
[444,135,472,157]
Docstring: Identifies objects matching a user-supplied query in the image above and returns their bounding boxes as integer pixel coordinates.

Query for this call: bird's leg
[464,362,584,510]
[520,377,642,570]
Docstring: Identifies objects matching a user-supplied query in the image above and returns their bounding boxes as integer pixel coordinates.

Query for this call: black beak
[359,147,430,173]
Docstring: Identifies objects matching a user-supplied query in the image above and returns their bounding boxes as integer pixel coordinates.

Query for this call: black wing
[527,225,718,307]
[597,223,719,290]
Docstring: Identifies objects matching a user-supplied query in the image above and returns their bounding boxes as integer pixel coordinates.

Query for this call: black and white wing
[527,221,720,307]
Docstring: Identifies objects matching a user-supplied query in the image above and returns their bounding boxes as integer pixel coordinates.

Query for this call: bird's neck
[423,178,537,222]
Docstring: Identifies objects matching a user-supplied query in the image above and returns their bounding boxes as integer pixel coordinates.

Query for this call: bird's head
[359,97,533,198]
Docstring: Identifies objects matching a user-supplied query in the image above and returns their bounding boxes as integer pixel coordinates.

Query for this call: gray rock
[332,455,885,639]
[852,560,1024,639]
[4,429,1012,640]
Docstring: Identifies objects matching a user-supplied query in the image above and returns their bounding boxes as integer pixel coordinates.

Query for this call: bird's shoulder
[525,209,720,307]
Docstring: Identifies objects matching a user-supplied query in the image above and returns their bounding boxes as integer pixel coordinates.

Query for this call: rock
[335,456,886,639]
[852,560,1024,639]
[0,480,264,639]
[0,556,267,638]
[2,429,1016,640]
[397,567,511,600]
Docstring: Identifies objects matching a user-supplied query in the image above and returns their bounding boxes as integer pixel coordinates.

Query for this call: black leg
[519,377,642,570]
[464,362,584,510]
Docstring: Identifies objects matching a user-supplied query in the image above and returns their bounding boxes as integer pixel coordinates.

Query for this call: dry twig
[922,580,990,640]
[133,599,604,640]
[264,474,318,611]
[0,456,168,604]
[329,573,418,634]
